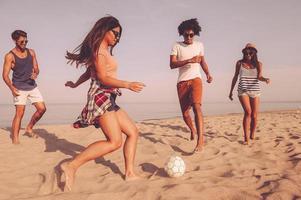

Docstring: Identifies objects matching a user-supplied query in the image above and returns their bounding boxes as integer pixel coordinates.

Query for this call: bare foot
[125,173,141,181]
[60,162,75,191]
[12,139,20,145]
[11,134,20,144]
[24,128,39,138]
[190,132,196,141]
[193,145,203,153]
[250,136,259,140]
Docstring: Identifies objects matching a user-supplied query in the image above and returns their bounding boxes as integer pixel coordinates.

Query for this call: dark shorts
[177,77,202,112]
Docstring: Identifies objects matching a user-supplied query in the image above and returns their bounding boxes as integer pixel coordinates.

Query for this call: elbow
[169,63,175,69]
[2,74,7,82]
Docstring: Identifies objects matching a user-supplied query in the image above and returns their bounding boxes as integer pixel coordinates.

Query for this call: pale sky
[1,0,300,104]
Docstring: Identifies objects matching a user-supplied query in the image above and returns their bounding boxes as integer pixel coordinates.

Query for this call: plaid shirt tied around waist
[74,78,121,128]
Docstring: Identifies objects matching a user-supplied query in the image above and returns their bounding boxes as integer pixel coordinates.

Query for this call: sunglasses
[184,33,194,38]
[17,40,28,44]
[111,30,120,39]
[244,51,255,56]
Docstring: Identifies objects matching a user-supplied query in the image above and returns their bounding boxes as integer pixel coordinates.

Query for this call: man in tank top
[2,30,46,144]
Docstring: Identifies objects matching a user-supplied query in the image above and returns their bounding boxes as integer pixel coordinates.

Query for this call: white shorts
[238,90,261,98]
[13,87,44,105]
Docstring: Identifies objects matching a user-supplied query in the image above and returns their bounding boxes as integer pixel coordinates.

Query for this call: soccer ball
[164,155,186,177]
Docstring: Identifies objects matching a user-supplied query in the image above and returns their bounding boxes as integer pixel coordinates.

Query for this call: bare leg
[61,111,123,191]
[12,105,26,144]
[192,103,204,151]
[182,109,197,140]
[116,109,140,180]
[26,102,46,137]
[250,97,259,140]
[239,95,252,144]
[177,81,196,141]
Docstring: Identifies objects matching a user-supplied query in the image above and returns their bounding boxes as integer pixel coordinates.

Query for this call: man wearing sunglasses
[2,30,46,144]
[170,18,213,153]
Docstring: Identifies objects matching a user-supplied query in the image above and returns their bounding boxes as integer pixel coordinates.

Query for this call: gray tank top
[11,49,37,91]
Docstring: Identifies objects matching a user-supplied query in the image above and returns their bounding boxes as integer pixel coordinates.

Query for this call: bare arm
[29,49,39,79]
[2,53,19,96]
[200,56,213,83]
[95,54,144,92]
[65,67,91,88]
[169,55,201,69]
[257,62,270,84]
[229,61,241,100]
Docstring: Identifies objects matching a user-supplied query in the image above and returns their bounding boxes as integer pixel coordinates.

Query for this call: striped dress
[238,63,260,93]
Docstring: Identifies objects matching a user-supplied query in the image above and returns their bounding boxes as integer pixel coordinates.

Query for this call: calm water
[0,101,300,127]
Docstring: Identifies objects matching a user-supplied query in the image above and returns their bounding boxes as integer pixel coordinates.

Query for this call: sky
[0,0,300,104]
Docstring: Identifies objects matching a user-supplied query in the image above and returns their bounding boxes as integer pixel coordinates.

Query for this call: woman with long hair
[61,16,145,191]
[229,43,270,144]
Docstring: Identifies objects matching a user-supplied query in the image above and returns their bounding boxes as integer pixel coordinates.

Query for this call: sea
[0,101,300,127]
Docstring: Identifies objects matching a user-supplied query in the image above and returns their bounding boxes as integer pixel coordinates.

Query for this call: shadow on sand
[140,162,168,178]
[34,128,124,190]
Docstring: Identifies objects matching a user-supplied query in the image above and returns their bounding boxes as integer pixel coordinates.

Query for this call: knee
[131,127,140,139]
[37,107,46,115]
[123,126,140,141]
[110,138,123,150]
[182,110,190,119]
[244,110,251,117]
[192,103,202,114]
[15,110,25,118]
[251,112,258,120]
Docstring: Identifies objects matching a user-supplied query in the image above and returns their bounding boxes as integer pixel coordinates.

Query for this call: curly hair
[11,30,27,41]
[178,18,202,36]
[66,16,122,68]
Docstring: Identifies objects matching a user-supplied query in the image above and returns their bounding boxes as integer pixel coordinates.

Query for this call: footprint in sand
[37,171,59,195]
[220,170,234,177]
[290,135,300,140]
[284,142,295,153]
[201,147,221,160]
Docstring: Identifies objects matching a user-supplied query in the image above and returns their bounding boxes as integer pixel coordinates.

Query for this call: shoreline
[0,109,300,128]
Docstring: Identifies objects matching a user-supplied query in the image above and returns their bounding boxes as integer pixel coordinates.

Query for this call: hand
[31,72,38,80]
[229,93,233,101]
[206,74,213,83]
[128,82,145,92]
[65,81,77,88]
[265,78,270,84]
[189,55,202,63]
[11,87,20,97]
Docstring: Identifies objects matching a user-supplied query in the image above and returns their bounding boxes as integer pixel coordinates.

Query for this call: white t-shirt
[170,41,204,83]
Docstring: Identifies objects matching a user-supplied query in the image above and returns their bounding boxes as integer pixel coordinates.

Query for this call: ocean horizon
[0,101,300,127]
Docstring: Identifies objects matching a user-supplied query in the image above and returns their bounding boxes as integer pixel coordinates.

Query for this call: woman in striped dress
[60,16,145,191]
[229,43,270,144]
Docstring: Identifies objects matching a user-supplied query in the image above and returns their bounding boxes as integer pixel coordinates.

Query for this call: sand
[0,110,300,200]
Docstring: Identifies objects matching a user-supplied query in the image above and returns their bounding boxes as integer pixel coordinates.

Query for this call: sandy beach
[0,110,300,200]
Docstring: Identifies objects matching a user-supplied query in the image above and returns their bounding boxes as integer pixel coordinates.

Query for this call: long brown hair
[66,16,122,68]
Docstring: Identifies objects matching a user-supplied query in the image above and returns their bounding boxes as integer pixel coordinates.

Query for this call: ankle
[125,170,136,177]
[68,162,78,172]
